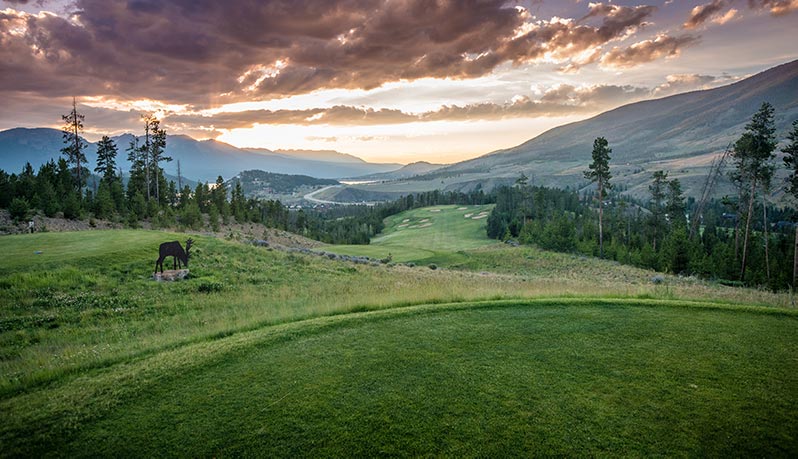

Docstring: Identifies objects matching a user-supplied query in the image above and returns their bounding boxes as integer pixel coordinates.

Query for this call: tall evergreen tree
[584,137,612,258]
[148,119,170,203]
[126,138,147,201]
[666,178,686,228]
[141,114,155,201]
[94,136,119,182]
[782,119,798,291]
[649,170,668,251]
[731,102,776,280]
[60,98,87,191]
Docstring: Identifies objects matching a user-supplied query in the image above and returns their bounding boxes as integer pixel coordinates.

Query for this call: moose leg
[155,256,164,274]
[173,256,177,270]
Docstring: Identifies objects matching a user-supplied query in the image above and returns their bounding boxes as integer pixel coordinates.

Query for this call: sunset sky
[1,0,797,163]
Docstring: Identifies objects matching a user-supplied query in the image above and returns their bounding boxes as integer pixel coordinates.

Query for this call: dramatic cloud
[0,1,663,104]
[748,0,798,16]
[163,83,659,132]
[683,0,730,28]
[600,34,699,68]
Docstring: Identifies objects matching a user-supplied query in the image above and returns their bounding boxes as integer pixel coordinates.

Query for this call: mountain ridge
[0,129,404,182]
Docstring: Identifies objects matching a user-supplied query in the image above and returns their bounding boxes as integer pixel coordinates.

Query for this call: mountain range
[335,59,798,201]
[0,130,402,183]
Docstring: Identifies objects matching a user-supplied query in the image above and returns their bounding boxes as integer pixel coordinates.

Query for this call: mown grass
[329,204,498,264]
[2,299,796,456]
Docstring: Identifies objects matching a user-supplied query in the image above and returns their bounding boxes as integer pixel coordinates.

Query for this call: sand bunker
[417,223,432,228]
[429,209,441,212]
[457,207,468,210]
[402,219,410,223]
[472,215,488,220]
[464,213,473,218]
[420,218,429,223]
[397,224,408,228]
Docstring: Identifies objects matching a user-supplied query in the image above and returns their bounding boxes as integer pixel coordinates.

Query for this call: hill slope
[226,169,338,198]
[353,161,445,180]
[346,59,798,199]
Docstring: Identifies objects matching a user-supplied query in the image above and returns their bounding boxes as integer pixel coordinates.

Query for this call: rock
[153,269,190,282]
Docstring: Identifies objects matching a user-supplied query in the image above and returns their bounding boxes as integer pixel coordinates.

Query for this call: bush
[9,198,29,222]
[428,263,438,270]
[62,193,81,220]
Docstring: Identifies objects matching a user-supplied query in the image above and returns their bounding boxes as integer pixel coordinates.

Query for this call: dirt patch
[0,210,125,235]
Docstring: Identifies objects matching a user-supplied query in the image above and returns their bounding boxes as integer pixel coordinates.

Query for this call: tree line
[488,102,798,291]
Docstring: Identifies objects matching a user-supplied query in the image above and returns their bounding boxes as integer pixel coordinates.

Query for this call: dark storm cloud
[0,1,665,104]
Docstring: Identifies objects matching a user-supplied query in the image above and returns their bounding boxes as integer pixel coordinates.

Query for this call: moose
[155,238,193,274]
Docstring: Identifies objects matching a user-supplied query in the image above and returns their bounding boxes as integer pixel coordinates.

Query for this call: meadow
[0,207,796,455]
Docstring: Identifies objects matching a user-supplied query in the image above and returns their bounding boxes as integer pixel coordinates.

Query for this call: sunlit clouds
[0,0,796,163]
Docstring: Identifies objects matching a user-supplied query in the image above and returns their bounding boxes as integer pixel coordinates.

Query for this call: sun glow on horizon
[216,115,588,164]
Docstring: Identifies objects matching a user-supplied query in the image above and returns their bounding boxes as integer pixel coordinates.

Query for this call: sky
[1,0,797,164]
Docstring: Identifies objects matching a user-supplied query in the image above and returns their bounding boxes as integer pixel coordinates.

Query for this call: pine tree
[782,119,798,292]
[60,98,87,192]
[666,178,686,228]
[126,138,147,202]
[584,137,612,258]
[147,119,170,203]
[649,170,668,251]
[731,102,777,280]
[95,136,119,182]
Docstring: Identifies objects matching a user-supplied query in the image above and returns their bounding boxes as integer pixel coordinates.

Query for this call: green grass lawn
[2,299,796,456]
[1,228,795,456]
[328,204,499,264]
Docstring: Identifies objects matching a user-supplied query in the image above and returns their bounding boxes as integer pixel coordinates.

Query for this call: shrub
[9,198,29,222]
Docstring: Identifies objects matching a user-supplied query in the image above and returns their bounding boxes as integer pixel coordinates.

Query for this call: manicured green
[2,299,796,456]
[329,204,498,263]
